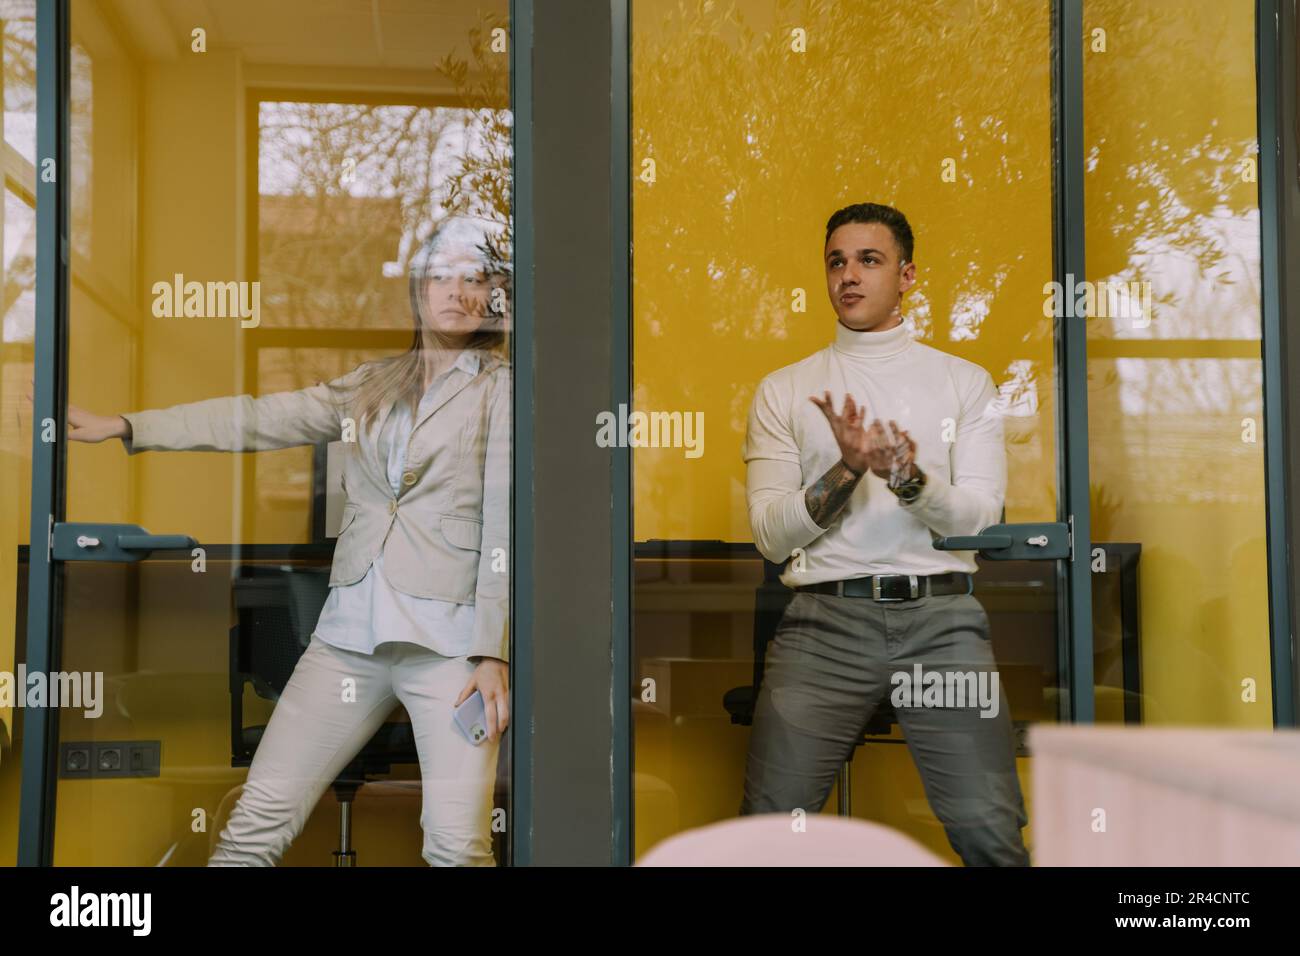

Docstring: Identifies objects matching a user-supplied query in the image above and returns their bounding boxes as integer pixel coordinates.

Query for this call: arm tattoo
[805,459,864,529]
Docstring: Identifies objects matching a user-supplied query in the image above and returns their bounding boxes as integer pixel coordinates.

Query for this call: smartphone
[453,690,489,746]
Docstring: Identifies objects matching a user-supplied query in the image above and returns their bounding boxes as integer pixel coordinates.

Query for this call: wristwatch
[888,464,927,503]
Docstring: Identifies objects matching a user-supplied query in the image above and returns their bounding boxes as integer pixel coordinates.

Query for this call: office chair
[228,564,418,866]
[723,558,898,817]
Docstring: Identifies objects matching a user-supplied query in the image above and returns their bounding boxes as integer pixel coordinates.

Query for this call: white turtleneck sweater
[742,319,1006,585]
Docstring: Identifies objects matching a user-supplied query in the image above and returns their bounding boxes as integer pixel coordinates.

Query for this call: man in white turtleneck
[738,202,1030,867]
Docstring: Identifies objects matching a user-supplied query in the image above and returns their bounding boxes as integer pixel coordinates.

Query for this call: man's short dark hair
[824,202,914,265]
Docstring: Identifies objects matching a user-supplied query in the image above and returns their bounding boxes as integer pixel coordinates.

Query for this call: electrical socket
[59,740,161,778]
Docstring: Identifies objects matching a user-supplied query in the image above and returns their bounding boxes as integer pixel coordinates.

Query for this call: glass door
[18,0,514,866]
[628,0,1087,864]
[0,0,40,862]
[625,0,1290,866]
[1081,0,1278,728]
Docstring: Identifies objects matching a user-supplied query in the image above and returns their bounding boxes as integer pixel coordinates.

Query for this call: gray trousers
[739,589,1031,866]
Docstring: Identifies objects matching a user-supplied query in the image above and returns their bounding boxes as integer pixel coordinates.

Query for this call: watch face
[894,480,922,501]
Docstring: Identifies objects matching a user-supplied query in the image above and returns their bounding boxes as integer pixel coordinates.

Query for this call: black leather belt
[795,572,972,602]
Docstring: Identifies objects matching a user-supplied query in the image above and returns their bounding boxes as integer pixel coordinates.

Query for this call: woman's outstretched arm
[116,364,370,455]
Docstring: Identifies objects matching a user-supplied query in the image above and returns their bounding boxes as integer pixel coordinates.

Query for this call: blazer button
[388,499,397,514]
[401,471,417,486]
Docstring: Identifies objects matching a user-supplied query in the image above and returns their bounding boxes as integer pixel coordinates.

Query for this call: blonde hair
[325,216,510,443]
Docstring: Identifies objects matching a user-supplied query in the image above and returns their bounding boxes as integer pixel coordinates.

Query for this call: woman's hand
[456,658,509,742]
[66,406,130,443]
[24,380,129,444]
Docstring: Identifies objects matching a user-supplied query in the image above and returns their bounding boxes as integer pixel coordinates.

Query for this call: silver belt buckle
[872,574,920,602]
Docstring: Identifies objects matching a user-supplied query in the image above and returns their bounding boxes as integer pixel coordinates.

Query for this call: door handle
[932,522,1069,560]
[52,523,200,562]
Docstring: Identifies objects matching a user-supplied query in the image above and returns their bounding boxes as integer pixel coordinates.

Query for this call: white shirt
[311,351,481,656]
[742,319,1006,587]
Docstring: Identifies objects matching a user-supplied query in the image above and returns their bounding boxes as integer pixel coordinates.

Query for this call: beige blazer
[120,353,511,662]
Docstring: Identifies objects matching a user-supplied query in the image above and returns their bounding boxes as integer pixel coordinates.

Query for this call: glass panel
[632,0,1057,864]
[51,0,513,865]
[0,0,36,866]
[1082,0,1270,726]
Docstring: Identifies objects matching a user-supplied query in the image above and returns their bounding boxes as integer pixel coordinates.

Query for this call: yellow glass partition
[1082,0,1271,726]
[631,0,1057,862]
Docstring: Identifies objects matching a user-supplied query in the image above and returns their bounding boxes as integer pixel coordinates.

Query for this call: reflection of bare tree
[632,0,1058,536]
[3,11,92,260]
[257,9,511,333]
[1084,5,1257,285]
[1084,0,1263,521]
[632,0,1266,546]
[634,0,1054,350]
[2,9,35,114]
[2,9,39,340]
[2,239,32,320]
[259,102,461,330]
[436,12,513,264]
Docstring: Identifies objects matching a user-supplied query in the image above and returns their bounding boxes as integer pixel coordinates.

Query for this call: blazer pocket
[440,514,483,552]
[338,503,359,535]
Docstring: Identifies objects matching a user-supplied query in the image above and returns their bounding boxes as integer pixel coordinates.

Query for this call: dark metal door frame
[1052,0,1096,724]
[17,0,70,868]
[1256,0,1297,727]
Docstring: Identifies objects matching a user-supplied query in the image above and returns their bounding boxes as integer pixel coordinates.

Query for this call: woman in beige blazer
[57,215,512,866]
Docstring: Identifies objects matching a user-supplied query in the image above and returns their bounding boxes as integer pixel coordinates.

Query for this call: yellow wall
[632,0,1058,542]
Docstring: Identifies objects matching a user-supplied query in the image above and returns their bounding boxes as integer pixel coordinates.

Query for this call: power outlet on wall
[59,740,161,778]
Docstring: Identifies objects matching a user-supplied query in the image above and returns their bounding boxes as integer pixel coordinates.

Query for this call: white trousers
[208,635,500,866]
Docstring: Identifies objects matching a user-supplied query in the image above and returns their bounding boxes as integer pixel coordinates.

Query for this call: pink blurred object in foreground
[636,813,951,866]
[1031,725,1300,866]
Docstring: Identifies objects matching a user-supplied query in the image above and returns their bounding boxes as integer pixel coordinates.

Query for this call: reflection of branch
[432,11,513,257]
[257,99,466,331]
[632,0,1059,349]
[642,2,1263,522]
[2,31,37,110]
[253,12,519,335]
